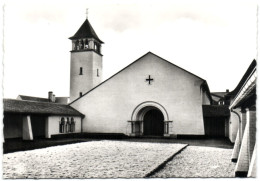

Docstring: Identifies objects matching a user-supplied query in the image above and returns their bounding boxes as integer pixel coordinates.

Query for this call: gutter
[229,68,256,109]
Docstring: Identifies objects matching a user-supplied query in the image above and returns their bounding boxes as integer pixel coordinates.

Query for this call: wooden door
[143,109,164,136]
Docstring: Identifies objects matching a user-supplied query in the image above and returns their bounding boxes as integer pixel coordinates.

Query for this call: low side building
[202,105,230,138]
[3,99,84,140]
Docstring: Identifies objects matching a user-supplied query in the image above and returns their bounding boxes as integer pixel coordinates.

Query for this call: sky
[2,0,258,99]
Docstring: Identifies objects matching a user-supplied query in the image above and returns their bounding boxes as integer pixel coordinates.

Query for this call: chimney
[53,94,56,103]
[226,89,229,93]
[48,91,53,102]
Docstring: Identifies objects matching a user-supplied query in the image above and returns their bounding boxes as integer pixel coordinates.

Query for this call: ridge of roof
[18,95,49,102]
[211,92,226,98]
[69,51,212,105]
[69,19,103,43]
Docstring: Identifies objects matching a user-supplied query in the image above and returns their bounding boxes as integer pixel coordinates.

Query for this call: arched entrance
[128,101,172,137]
[143,108,164,136]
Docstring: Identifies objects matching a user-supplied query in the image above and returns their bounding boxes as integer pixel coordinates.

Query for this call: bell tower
[69,15,104,102]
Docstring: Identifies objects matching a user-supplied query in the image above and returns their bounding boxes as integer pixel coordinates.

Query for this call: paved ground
[126,137,234,149]
[4,137,233,153]
[3,138,235,178]
[3,138,95,154]
[3,141,187,179]
[151,146,236,178]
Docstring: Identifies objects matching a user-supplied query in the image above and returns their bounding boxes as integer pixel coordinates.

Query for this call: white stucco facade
[45,116,82,138]
[70,52,210,137]
[3,113,82,140]
[229,109,240,143]
[70,50,102,102]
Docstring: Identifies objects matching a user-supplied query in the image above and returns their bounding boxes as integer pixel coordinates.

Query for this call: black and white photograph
[1,0,258,179]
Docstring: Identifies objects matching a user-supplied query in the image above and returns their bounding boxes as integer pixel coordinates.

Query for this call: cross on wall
[146,75,154,85]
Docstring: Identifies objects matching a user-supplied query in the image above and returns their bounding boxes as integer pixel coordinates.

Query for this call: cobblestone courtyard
[3,141,186,178]
[152,146,236,178]
[3,140,235,178]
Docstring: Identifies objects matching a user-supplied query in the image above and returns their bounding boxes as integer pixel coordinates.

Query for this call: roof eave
[68,36,104,44]
[4,111,84,118]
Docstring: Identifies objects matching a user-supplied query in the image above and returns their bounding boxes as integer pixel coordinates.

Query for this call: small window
[66,117,71,133]
[84,40,89,49]
[59,117,65,133]
[97,69,99,77]
[97,44,100,53]
[80,40,84,49]
[79,92,82,97]
[71,118,75,132]
[79,67,83,75]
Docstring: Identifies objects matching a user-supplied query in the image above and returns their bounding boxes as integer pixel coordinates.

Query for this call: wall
[225,118,229,137]
[71,53,206,136]
[70,51,102,102]
[46,116,81,137]
[229,108,240,143]
[55,97,69,104]
[3,114,23,139]
[202,90,211,105]
[92,52,103,87]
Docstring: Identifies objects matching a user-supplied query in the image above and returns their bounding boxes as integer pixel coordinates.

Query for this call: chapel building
[68,17,231,138]
[2,14,257,178]
[2,15,252,143]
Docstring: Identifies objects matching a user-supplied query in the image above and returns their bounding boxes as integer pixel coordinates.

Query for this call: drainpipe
[230,108,242,145]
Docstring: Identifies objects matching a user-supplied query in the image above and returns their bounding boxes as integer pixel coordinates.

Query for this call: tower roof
[69,19,104,43]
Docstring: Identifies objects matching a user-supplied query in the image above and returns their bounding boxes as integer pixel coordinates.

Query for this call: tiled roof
[18,95,50,102]
[211,92,226,102]
[211,92,227,98]
[202,105,230,117]
[4,99,84,117]
[69,19,103,43]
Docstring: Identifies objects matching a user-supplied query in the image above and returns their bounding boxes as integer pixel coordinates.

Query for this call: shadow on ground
[3,136,233,154]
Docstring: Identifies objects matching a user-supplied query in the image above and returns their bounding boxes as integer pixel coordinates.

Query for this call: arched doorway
[143,108,164,136]
[129,101,172,137]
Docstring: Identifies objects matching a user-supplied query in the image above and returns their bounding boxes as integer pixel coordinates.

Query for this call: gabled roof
[70,52,212,105]
[69,19,103,43]
[202,105,230,117]
[18,95,49,102]
[211,92,227,98]
[210,92,227,102]
[4,99,84,117]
